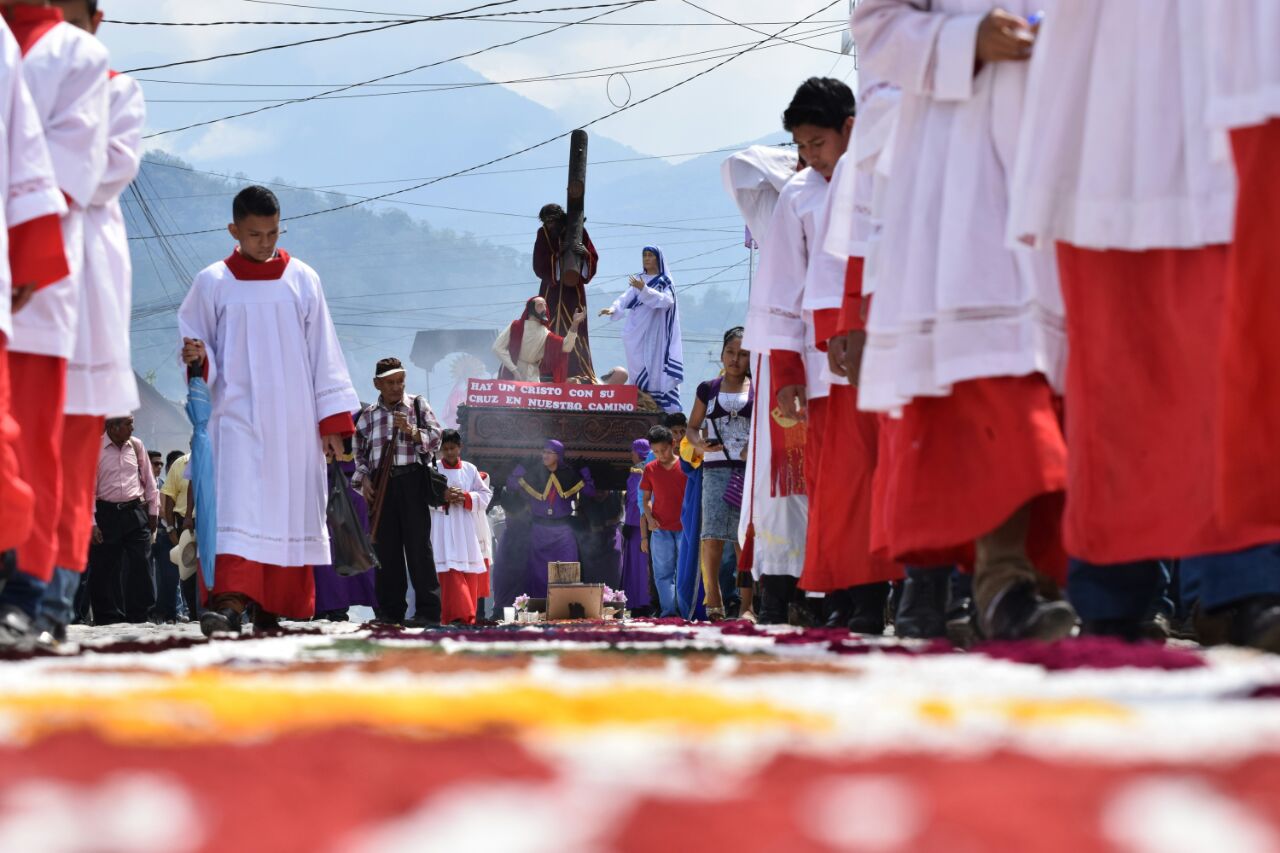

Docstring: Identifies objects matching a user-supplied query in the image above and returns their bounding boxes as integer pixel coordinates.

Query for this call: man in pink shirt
[87,415,158,624]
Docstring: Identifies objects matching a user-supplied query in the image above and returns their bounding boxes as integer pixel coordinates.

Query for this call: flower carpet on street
[1,621,1279,852]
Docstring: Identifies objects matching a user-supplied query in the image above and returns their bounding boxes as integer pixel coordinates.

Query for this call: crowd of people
[721,0,1280,654]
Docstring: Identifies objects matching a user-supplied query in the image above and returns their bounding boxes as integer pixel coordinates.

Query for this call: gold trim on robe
[518,473,585,502]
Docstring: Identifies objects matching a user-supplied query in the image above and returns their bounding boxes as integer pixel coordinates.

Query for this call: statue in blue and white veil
[599,246,684,413]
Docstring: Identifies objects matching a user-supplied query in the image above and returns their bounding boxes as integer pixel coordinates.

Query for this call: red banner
[465,379,637,412]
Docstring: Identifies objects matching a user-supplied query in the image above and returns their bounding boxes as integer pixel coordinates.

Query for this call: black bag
[326,460,379,576]
[411,395,451,508]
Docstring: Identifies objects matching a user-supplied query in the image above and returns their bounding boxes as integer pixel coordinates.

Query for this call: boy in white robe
[34,0,144,647]
[0,0,105,631]
[179,186,359,636]
[0,11,67,645]
[432,429,492,624]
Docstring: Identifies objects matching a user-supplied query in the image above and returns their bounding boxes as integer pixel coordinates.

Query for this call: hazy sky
[101,0,857,179]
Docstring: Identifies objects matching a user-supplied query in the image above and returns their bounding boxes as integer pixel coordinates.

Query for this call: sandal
[740,609,758,624]
[705,606,726,622]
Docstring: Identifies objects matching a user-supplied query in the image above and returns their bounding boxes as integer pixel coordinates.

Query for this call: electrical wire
[142,0,648,137]
[138,23,846,104]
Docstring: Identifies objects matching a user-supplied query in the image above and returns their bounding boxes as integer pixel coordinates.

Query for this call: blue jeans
[151,536,185,621]
[649,529,680,617]
[0,569,46,619]
[1067,559,1170,623]
[36,566,80,630]
[1182,544,1280,611]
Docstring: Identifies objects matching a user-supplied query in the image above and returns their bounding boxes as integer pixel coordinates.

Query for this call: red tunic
[1058,238,1280,563]
[880,375,1067,583]
[1219,118,1280,527]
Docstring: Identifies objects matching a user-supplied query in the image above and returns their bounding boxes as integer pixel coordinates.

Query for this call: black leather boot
[980,581,1077,642]
[758,576,794,625]
[846,582,890,635]
[895,566,950,639]
[1224,595,1280,653]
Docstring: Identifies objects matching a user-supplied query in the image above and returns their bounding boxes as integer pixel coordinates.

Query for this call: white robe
[67,72,144,416]
[746,167,832,402]
[176,254,359,566]
[606,268,682,412]
[852,0,1066,415]
[723,147,808,580]
[431,459,492,574]
[821,72,901,292]
[1007,0,1235,252]
[10,20,108,361]
[719,145,799,247]
[1204,0,1280,130]
[0,20,65,343]
[491,320,577,382]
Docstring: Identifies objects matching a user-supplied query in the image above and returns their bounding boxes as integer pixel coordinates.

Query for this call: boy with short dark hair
[640,424,685,617]
[179,185,359,637]
[432,429,491,625]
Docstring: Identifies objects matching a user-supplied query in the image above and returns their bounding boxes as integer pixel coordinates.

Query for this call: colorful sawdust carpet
[1,620,1279,852]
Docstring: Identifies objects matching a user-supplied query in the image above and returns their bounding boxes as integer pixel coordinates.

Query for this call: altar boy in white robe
[432,429,492,624]
[179,186,359,637]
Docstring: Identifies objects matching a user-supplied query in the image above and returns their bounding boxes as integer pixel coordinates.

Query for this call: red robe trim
[55,414,104,572]
[8,214,68,290]
[799,385,902,592]
[201,555,315,621]
[837,257,869,336]
[224,247,290,280]
[499,319,568,384]
[881,375,1067,583]
[2,4,62,55]
[0,338,35,554]
[766,350,807,498]
[1059,240,1280,563]
[1219,118,1280,528]
[8,351,67,582]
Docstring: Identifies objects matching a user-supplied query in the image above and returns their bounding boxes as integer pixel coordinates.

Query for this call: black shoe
[757,576,795,625]
[252,609,282,633]
[200,607,243,638]
[403,615,439,629]
[1225,595,1280,653]
[787,601,820,627]
[0,605,35,651]
[846,583,890,635]
[895,568,950,639]
[1080,617,1168,644]
[0,549,15,595]
[980,581,1077,642]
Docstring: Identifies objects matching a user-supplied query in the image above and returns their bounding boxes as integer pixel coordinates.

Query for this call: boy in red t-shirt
[640,425,686,617]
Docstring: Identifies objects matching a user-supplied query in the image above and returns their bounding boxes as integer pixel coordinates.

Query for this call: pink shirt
[96,432,159,516]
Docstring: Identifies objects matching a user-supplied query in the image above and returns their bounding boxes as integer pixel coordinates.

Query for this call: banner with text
[465,379,637,412]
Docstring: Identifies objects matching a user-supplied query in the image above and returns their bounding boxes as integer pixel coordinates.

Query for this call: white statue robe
[0,19,66,342]
[431,459,492,574]
[67,71,144,416]
[491,320,577,382]
[177,251,359,567]
[10,18,108,362]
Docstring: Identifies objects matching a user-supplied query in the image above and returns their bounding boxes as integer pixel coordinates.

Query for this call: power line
[132,21,842,89]
[122,1,644,74]
[109,15,847,27]
[678,0,846,56]
[142,0,647,138]
[135,0,840,238]
[138,23,847,104]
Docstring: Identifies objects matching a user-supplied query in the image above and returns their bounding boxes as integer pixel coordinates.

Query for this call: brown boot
[200,593,246,638]
[974,504,1076,642]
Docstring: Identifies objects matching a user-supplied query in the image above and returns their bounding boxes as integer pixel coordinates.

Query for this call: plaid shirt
[352,393,442,488]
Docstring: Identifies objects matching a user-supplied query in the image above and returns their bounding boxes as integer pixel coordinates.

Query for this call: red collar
[441,459,463,469]
[2,4,63,55]
[224,248,290,281]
